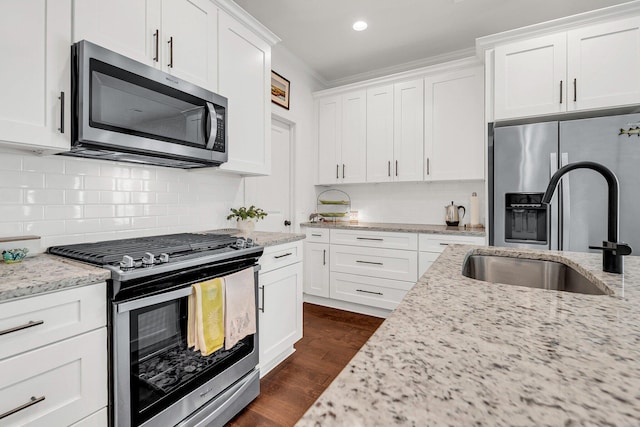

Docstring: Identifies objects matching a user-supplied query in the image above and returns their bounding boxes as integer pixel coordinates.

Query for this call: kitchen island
[297,245,640,425]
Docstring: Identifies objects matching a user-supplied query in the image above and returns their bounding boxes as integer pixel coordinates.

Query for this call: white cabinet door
[162,0,217,91]
[73,0,158,66]
[259,262,303,372]
[366,85,394,183]
[317,96,342,184]
[218,10,271,175]
[341,90,367,183]
[568,17,640,111]
[418,251,441,277]
[393,79,424,181]
[494,33,567,120]
[424,66,484,181]
[303,242,329,298]
[0,0,71,153]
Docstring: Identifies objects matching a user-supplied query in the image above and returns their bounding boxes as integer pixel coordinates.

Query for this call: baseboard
[303,294,392,319]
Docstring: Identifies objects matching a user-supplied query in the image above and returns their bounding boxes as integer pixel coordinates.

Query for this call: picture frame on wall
[271,70,290,110]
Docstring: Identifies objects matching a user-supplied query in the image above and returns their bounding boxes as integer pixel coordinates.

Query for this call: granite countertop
[298,245,640,426]
[204,229,306,247]
[300,221,486,237]
[0,230,305,303]
[0,254,110,302]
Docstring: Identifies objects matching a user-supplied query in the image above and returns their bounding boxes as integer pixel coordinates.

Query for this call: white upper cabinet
[567,17,640,111]
[0,0,71,153]
[425,66,484,181]
[366,85,394,183]
[393,79,424,182]
[317,90,366,184]
[494,34,567,120]
[494,16,640,120]
[217,10,272,175]
[74,0,218,92]
[365,80,424,184]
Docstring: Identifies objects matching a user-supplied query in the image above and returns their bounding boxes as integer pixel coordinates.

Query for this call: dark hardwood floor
[227,303,384,427]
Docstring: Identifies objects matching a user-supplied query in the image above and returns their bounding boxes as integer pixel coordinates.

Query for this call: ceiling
[234,0,633,86]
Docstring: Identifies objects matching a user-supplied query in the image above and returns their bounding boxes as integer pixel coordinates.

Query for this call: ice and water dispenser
[504,193,547,244]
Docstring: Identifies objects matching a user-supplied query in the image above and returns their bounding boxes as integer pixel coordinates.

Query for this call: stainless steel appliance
[49,233,263,427]
[489,113,640,253]
[66,40,227,169]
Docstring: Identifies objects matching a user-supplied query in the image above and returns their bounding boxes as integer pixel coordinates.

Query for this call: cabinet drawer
[419,251,442,277]
[330,245,417,282]
[331,272,413,310]
[330,229,418,250]
[305,228,329,243]
[0,283,107,360]
[419,234,485,253]
[259,241,302,273]
[69,408,107,427]
[0,328,107,426]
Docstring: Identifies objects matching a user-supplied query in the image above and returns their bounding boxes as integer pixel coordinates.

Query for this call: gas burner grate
[48,233,238,265]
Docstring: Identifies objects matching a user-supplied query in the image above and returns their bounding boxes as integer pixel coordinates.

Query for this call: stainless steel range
[49,233,263,427]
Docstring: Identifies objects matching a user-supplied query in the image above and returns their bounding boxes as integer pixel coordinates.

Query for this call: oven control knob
[246,238,254,247]
[120,255,135,269]
[142,252,155,266]
[234,238,246,249]
[159,253,169,263]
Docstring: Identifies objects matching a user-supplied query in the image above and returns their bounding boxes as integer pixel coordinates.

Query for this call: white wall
[0,150,244,252]
[266,44,326,231]
[317,181,486,226]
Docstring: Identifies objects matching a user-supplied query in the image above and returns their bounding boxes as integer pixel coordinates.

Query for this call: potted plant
[226,205,267,233]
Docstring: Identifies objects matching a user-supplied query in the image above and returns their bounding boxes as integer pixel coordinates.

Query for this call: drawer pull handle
[356,237,384,241]
[0,396,45,420]
[356,289,383,296]
[274,252,293,259]
[311,234,322,237]
[356,260,383,266]
[439,243,450,246]
[0,320,44,336]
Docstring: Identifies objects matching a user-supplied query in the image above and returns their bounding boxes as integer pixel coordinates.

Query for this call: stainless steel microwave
[64,40,227,169]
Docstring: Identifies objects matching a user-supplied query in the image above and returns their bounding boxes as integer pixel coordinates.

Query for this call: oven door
[112,265,259,427]
[73,40,227,165]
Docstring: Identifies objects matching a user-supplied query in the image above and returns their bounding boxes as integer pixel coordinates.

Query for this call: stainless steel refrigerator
[490,113,640,253]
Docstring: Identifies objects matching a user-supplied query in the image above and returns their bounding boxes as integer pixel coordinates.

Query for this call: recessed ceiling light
[352,21,368,31]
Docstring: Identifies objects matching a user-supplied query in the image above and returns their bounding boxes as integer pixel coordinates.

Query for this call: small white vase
[236,219,255,233]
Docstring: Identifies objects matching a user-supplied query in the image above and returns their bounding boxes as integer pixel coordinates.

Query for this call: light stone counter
[0,254,110,302]
[204,229,306,247]
[297,245,640,426]
[300,221,486,237]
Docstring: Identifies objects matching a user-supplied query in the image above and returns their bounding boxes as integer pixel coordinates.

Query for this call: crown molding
[324,47,477,88]
[213,0,281,45]
[476,0,640,57]
[313,54,481,98]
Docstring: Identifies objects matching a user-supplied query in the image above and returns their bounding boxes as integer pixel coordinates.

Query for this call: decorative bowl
[3,248,29,263]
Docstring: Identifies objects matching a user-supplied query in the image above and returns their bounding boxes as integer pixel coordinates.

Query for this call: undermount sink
[462,254,608,295]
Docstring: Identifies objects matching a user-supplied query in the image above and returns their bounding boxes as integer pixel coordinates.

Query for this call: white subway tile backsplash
[0,189,23,204]
[23,156,65,174]
[46,174,83,189]
[44,205,83,220]
[84,176,116,191]
[100,191,130,204]
[65,190,100,204]
[0,153,242,241]
[0,171,45,189]
[24,189,65,205]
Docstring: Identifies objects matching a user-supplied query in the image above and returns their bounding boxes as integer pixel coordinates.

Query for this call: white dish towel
[224,267,256,350]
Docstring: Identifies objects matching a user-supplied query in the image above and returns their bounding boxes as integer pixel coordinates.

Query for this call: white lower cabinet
[418,233,486,276]
[258,241,303,377]
[304,228,486,315]
[0,283,107,427]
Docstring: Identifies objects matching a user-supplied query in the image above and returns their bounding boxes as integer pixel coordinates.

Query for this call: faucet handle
[588,241,633,256]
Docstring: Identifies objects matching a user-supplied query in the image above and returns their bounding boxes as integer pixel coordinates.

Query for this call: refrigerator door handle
[550,152,558,250]
[561,152,570,250]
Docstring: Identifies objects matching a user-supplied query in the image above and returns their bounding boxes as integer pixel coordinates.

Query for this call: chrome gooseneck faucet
[541,161,632,274]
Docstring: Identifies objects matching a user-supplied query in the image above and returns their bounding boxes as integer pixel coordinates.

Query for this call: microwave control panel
[213,110,225,152]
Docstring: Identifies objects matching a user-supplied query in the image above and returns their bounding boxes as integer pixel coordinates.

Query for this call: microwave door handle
[205,103,217,150]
